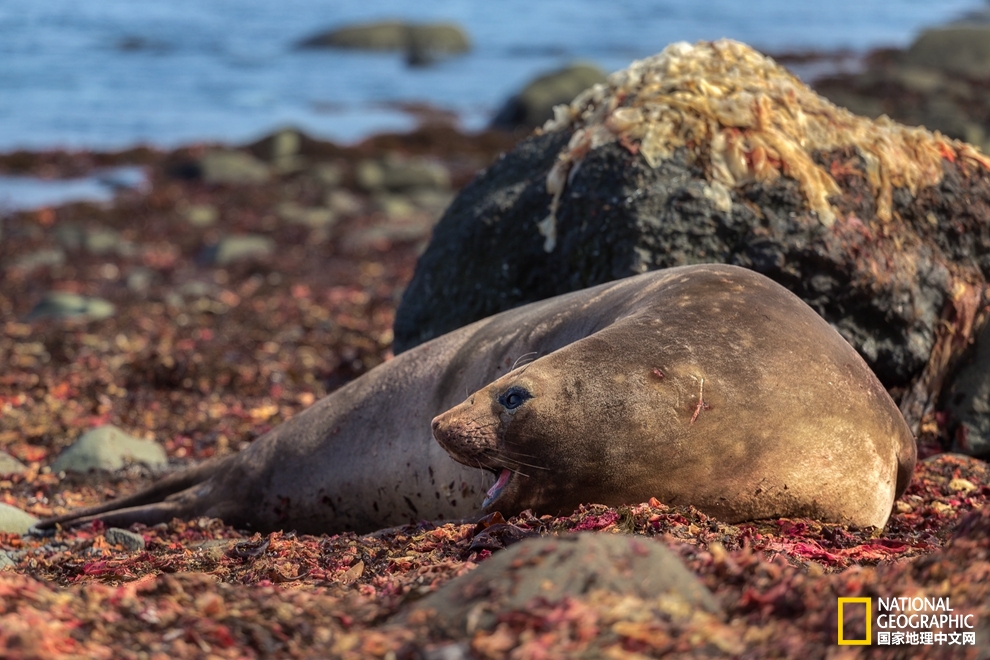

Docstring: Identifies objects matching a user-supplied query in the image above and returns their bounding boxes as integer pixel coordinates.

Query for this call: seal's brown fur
[433,266,916,528]
[41,265,915,534]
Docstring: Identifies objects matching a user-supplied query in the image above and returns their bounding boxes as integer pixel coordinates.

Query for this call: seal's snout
[431,413,461,453]
[430,414,447,443]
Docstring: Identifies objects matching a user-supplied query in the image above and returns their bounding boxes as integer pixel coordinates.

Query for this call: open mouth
[482,467,512,508]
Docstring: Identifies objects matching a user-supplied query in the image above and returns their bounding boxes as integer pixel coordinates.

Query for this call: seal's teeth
[483,468,512,508]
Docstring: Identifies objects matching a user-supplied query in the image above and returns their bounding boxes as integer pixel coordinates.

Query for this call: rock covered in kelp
[394,39,990,442]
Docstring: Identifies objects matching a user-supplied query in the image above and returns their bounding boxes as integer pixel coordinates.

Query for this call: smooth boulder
[297,20,470,60]
[492,62,608,130]
[395,533,720,635]
[51,426,167,473]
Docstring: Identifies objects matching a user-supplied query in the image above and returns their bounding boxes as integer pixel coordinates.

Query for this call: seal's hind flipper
[35,457,223,530]
[41,500,193,530]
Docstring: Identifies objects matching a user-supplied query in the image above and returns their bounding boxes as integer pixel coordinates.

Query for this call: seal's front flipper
[34,457,223,530]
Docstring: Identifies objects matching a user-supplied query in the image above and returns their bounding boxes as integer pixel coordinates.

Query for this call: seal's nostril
[431,418,441,433]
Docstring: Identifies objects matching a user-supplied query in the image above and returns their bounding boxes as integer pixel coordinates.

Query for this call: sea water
[0,0,985,151]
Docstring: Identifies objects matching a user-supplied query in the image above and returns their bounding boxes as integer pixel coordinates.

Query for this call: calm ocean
[0,0,985,151]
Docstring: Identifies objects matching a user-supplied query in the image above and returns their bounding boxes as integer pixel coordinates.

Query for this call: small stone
[203,235,276,266]
[408,189,455,216]
[356,155,450,192]
[84,227,133,257]
[126,267,155,293]
[199,150,270,185]
[374,194,417,220]
[313,163,344,187]
[51,425,167,473]
[27,292,116,321]
[264,128,301,161]
[9,248,65,273]
[182,204,218,227]
[325,189,364,215]
[54,223,85,250]
[276,202,337,228]
[105,527,146,552]
[0,451,27,475]
[0,503,40,535]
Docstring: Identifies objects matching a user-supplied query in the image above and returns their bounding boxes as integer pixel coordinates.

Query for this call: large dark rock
[394,40,990,443]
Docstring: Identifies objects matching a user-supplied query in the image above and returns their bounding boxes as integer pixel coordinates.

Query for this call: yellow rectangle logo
[838,597,872,645]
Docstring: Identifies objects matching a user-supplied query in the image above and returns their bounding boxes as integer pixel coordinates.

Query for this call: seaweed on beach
[2,126,989,658]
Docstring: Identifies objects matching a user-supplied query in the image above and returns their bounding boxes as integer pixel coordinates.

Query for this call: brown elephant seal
[39,265,915,534]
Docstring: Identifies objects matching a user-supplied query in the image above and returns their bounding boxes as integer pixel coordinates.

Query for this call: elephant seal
[39,265,915,534]
[432,265,917,527]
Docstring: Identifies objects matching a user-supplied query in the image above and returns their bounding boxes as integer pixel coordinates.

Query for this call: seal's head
[431,337,686,517]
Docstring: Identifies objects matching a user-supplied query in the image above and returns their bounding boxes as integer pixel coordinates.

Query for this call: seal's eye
[498,386,532,411]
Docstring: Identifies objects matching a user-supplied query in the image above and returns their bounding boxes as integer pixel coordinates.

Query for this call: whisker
[511,351,539,371]
[506,459,549,472]
[505,466,531,479]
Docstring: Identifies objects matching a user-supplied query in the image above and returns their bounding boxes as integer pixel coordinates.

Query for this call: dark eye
[498,386,532,411]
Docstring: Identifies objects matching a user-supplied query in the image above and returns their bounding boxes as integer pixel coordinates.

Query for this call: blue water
[0,0,985,151]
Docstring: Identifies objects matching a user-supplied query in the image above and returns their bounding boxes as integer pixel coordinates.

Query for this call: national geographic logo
[837,597,977,646]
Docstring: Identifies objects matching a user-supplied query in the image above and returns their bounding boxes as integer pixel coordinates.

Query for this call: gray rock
[0,451,27,475]
[199,150,270,185]
[297,21,470,56]
[54,223,85,250]
[84,227,133,256]
[126,267,156,293]
[247,128,310,173]
[325,188,363,215]
[395,533,720,635]
[355,155,450,192]
[250,127,302,161]
[0,550,15,571]
[276,202,337,228]
[492,62,608,130]
[51,425,166,473]
[27,292,116,321]
[182,204,218,227]
[203,235,276,266]
[373,194,417,220]
[105,527,146,552]
[0,503,40,535]
[9,248,65,273]
[313,163,344,188]
[905,26,990,79]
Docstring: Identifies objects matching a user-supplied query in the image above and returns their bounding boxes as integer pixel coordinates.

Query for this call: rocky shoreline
[4,30,990,659]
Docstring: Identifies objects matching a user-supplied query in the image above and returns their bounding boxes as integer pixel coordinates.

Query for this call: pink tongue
[487,468,511,500]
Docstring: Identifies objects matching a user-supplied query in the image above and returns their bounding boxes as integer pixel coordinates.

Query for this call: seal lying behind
[39,264,916,535]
